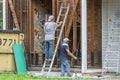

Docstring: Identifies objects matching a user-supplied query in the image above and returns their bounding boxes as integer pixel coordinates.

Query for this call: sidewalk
[28,71,97,79]
[27,71,120,80]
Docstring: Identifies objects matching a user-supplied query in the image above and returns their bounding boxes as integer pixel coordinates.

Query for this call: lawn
[0,74,44,80]
[0,73,97,80]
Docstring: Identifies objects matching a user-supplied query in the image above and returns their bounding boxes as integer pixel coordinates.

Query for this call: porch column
[81,0,87,73]
[3,0,6,30]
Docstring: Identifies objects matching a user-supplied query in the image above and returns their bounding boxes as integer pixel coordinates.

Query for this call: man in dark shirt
[60,38,77,77]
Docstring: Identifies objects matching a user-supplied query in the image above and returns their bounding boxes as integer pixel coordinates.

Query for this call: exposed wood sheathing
[87,0,101,67]
[6,0,34,65]
[33,0,46,65]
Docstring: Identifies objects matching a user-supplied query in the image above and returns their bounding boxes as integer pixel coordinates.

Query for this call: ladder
[41,3,70,75]
[102,13,120,74]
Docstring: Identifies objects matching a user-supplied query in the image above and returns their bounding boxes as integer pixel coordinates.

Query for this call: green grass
[0,74,46,80]
[0,73,97,80]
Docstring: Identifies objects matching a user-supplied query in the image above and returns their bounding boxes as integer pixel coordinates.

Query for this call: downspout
[3,0,6,30]
[81,0,87,73]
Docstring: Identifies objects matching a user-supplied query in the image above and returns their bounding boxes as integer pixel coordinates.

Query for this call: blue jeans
[45,40,54,59]
[61,60,72,77]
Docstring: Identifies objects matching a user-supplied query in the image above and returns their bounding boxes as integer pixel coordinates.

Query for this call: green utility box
[0,30,24,72]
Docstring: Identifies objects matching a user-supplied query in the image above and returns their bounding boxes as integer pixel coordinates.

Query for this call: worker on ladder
[60,38,77,77]
[44,15,62,61]
[41,3,70,75]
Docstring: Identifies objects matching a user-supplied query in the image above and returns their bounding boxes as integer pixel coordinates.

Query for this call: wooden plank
[6,0,9,29]
[65,0,78,37]
[8,0,20,30]
[90,0,94,53]
[52,0,56,18]
[71,12,77,67]
[20,0,23,30]
[94,0,102,66]
[28,0,32,52]
[64,0,68,7]
[30,0,34,53]
[79,0,81,52]
[87,0,95,66]
[57,0,60,16]
[29,0,34,65]
[73,12,77,51]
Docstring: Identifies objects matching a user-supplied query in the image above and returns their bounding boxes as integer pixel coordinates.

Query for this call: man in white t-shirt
[44,15,62,60]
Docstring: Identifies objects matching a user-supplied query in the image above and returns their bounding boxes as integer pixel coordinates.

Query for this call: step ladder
[41,3,70,75]
[102,13,120,74]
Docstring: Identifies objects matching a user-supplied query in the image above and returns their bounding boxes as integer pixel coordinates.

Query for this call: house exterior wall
[102,0,120,72]
[5,0,103,70]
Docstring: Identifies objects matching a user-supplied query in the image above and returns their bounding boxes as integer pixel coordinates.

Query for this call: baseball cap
[63,38,70,42]
[48,15,54,21]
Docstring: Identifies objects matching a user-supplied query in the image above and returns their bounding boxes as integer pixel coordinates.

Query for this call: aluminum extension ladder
[41,3,70,76]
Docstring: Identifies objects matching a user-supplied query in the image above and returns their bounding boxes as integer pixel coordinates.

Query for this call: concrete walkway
[28,71,62,77]
[28,71,98,79]
[27,71,120,80]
